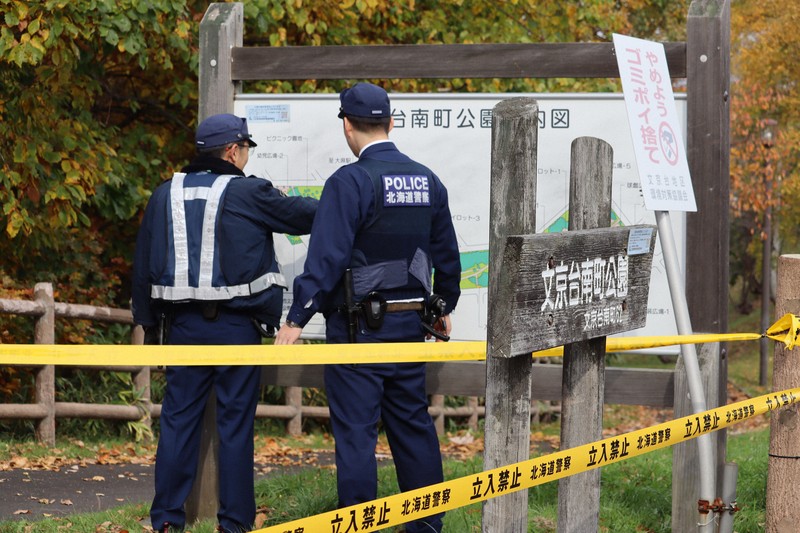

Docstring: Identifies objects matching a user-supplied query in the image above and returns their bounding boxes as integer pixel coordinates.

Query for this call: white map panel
[235,93,687,354]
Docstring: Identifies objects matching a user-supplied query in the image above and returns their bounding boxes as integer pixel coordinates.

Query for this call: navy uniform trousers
[150,308,261,533]
[324,312,444,533]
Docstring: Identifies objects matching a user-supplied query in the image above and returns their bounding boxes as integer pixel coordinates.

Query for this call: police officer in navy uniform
[132,113,317,533]
[275,82,461,533]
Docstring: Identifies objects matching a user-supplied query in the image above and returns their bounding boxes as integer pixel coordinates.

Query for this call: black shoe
[155,522,183,533]
[216,524,249,533]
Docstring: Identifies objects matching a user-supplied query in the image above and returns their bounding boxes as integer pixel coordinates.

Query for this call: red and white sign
[613,33,697,212]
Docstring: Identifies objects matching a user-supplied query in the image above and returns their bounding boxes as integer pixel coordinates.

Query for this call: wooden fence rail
[1,282,677,446]
[0,282,153,446]
[0,282,501,445]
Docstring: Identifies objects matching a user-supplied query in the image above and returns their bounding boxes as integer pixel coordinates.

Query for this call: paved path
[0,462,156,522]
[0,451,339,525]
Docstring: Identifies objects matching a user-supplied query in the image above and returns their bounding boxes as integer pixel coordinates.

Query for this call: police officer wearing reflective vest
[275,82,461,533]
[132,113,317,533]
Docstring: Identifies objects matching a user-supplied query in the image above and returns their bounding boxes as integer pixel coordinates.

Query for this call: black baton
[344,269,359,343]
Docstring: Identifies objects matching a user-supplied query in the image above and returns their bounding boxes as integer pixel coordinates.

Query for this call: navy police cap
[195,113,258,149]
[338,82,391,120]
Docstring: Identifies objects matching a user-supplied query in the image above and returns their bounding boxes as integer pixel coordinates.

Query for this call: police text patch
[382,175,431,207]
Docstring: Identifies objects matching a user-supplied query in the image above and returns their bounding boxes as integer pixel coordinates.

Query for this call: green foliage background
[0,0,689,322]
[0,0,692,436]
[0,0,199,327]
[12,1,800,345]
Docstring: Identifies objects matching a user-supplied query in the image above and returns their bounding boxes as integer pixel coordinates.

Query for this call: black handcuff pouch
[363,291,387,330]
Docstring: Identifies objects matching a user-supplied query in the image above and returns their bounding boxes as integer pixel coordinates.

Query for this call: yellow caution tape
[254,387,800,532]
[766,313,800,349]
[1,316,795,531]
[0,341,487,366]
[602,312,799,352]
[0,313,797,366]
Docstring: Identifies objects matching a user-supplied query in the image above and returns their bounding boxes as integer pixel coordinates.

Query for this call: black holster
[420,294,449,342]
[201,301,219,321]
[341,268,449,342]
[144,312,171,345]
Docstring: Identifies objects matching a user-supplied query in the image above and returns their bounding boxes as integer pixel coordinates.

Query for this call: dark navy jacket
[286,141,461,342]
[132,155,318,329]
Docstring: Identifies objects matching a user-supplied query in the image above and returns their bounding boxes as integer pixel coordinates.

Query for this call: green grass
[0,428,771,532]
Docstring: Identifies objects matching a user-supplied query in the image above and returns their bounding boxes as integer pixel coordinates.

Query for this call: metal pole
[718,462,738,533]
[759,118,776,387]
[759,192,772,387]
[655,210,716,529]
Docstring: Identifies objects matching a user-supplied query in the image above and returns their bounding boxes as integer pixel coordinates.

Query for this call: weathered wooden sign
[491,224,657,357]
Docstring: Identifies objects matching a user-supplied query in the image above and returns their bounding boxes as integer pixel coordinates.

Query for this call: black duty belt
[384,300,426,313]
[341,269,449,343]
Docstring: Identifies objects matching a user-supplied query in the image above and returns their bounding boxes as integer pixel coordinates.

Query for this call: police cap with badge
[195,113,258,150]
[338,82,391,122]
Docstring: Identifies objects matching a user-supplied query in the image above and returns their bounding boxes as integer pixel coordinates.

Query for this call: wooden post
[766,254,800,532]
[33,282,56,446]
[482,97,538,533]
[557,137,613,533]
[131,325,153,437]
[468,396,479,431]
[199,2,243,120]
[685,0,730,333]
[133,367,152,437]
[686,1,731,448]
[671,342,720,533]
[431,394,445,434]
[187,3,243,523]
[285,386,303,436]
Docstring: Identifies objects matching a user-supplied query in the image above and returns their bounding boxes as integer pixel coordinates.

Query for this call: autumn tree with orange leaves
[730,0,800,312]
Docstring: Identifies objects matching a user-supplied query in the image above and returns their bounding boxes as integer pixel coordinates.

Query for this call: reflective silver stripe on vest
[183,186,210,201]
[152,173,286,301]
[151,271,287,301]
[169,174,190,287]
[198,175,234,287]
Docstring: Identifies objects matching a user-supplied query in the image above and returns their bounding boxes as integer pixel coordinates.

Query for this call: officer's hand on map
[275,321,303,345]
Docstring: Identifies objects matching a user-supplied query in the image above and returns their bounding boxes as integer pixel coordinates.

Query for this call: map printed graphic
[236,94,687,353]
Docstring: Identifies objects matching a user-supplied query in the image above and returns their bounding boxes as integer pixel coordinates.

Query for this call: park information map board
[235,93,687,353]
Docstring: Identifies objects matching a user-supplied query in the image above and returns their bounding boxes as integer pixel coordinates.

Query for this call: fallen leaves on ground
[442,431,484,459]
[253,434,339,473]
[254,507,270,529]
[0,442,157,473]
[93,521,132,533]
